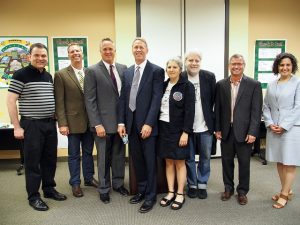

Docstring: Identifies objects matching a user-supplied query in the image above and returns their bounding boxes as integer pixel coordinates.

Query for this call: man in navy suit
[215,54,262,205]
[183,51,216,200]
[118,37,164,213]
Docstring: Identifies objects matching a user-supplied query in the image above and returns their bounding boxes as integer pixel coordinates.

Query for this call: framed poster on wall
[254,39,286,89]
[0,36,48,88]
[52,37,88,73]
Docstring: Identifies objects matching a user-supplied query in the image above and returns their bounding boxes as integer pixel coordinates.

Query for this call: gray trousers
[94,133,125,194]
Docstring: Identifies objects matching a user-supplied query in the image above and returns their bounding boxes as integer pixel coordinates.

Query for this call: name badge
[173,92,183,101]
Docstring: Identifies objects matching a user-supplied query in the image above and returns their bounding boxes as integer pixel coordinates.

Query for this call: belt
[21,116,56,122]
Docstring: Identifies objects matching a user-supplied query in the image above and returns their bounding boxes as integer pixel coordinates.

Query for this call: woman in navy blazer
[158,57,195,210]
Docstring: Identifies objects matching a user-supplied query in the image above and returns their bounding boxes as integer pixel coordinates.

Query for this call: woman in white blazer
[263,52,300,209]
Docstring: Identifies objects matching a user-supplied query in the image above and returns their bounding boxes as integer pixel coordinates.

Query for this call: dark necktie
[110,65,118,90]
[129,66,141,111]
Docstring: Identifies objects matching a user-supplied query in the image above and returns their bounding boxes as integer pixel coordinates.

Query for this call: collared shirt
[102,60,122,95]
[134,59,147,86]
[71,65,84,81]
[230,75,243,123]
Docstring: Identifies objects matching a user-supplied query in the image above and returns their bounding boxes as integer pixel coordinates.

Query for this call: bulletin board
[52,37,88,73]
[254,40,286,89]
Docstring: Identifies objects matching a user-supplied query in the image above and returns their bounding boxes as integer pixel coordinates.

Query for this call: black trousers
[20,118,58,201]
[129,115,157,201]
[220,128,252,195]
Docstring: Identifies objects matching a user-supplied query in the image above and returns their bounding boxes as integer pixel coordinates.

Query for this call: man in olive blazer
[54,43,97,198]
[84,38,129,204]
[215,54,262,205]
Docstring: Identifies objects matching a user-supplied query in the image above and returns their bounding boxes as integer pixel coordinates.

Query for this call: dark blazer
[54,65,89,133]
[215,75,263,142]
[118,60,164,136]
[85,61,127,133]
[182,69,216,133]
[163,75,195,134]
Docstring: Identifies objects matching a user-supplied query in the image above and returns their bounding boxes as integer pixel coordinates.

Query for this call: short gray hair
[166,57,183,71]
[184,51,202,62]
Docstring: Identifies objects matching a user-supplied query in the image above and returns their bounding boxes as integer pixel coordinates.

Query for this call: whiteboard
[140,0,226,82]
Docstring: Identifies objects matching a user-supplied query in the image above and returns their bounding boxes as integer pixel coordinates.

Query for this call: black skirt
[157,121,190,160]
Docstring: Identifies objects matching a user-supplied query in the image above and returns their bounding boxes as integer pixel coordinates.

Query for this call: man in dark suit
[215,54,262,205]
[54,43,98,198]
[118,37,164,213]
[182,51,216,200]
[85,38,129,204]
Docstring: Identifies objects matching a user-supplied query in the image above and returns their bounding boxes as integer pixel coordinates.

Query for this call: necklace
[278,75,292,83]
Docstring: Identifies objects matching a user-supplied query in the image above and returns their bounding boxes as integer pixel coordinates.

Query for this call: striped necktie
[78,71,84,90]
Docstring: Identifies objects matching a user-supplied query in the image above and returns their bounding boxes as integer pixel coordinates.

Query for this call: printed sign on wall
[0,36,48,88]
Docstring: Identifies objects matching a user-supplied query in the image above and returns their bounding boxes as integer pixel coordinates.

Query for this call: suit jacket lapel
[199,70,205,101]
[128,66,135,86]
[137,61,150,95]
[67,65,83,92]
[224,77,231,105]
[235,76,246,105]
[99,61,118,94]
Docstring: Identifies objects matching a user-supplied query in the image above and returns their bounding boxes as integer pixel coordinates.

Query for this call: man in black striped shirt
[7,43,67,211]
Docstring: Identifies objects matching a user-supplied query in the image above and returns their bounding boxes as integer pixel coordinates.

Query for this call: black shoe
[198,189,208,199]
[160,191,175,207]
[187,188,197,198]
[139,199,156,213]
[129,193,144,204]
[100,193,110,204]
[84,178,99,188]
[29,198,49,211]
[44,189,67,201]
[113,186,129,196]
[171,193,185,210]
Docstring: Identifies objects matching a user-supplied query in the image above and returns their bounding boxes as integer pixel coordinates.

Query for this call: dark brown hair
[272,52,298,74]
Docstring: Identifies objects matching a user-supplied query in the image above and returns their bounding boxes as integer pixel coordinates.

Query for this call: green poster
[52,37,88,72]
[254,40,286,89]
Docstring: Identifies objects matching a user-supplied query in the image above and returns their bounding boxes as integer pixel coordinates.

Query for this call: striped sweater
[8,65,55,119]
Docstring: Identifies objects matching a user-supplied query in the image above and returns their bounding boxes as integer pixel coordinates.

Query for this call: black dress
[158,75,195,160]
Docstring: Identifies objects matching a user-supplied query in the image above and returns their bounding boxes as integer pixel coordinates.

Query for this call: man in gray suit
[215,54,262,205]
[85,38,129,204]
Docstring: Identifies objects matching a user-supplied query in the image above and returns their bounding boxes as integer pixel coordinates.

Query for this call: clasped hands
[269,124,285,134]
[215,131,256,144]
[118,124,152,139]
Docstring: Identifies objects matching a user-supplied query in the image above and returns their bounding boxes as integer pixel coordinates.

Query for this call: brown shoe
[273,193,288,209]
[272,190,293,201]
[221,191,234,201]
[72,185,83,197]
[84,178,99,188]
[237,194,248,205]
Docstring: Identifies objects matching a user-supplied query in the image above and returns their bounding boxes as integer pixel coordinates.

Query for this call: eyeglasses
[230,63,244,67]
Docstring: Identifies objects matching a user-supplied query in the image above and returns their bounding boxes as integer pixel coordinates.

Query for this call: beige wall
[115,0,136,66]
[229,0,249,74]
[248,0,300,77]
